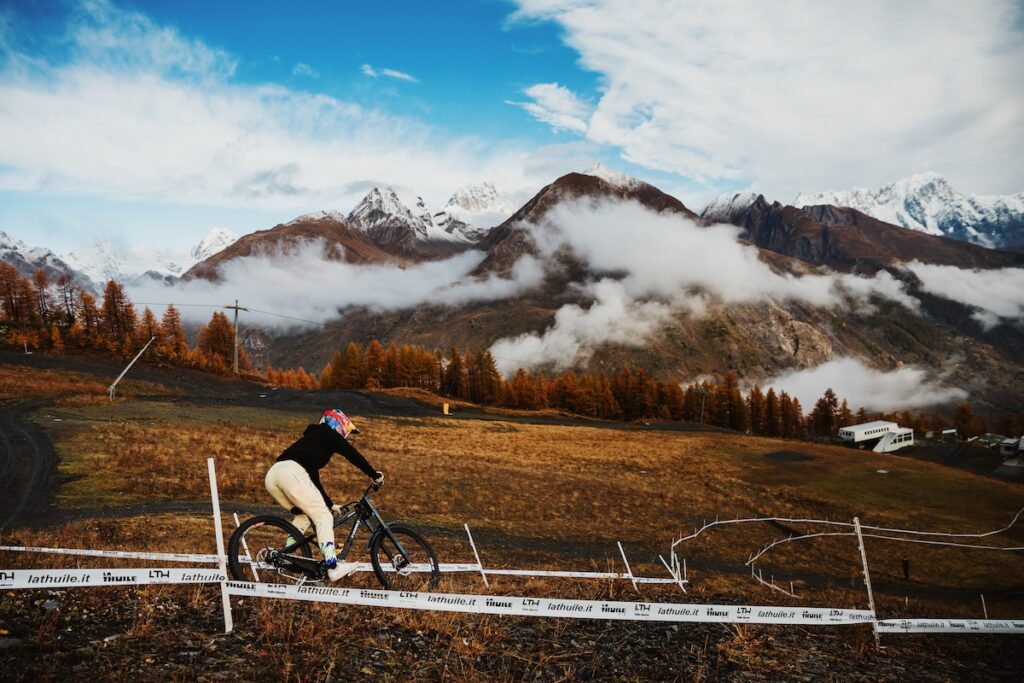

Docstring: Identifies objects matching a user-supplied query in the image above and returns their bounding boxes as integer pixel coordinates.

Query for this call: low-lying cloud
[761,357,968,412]
[491,199,917,373]
[905,261,1024,329]
[126,241,543,327]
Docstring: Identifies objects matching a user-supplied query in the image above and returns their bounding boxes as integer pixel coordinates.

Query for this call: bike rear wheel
[369,523,440,591]
[228,515,315,583]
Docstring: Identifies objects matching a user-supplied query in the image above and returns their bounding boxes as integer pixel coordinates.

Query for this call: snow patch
[582,162,645,189]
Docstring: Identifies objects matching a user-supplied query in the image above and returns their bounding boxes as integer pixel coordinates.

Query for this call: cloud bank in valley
[491,199,917,374]
[760,358,967,412]
[126,241,544,326]
[905,261,1024,329]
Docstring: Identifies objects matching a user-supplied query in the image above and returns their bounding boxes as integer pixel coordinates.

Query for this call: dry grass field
[2,370,1023,680]
[0,362,177,402]
[43,400,1024,595]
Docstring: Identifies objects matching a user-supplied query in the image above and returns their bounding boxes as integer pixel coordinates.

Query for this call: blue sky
[1,0,1021,255]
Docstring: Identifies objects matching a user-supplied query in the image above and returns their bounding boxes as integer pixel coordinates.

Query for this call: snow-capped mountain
[582,162,645,189]
[190,227,238,262]
[65,239,187,284]
[794,173,1024,249]
[346,187,494,251]
[700,191,760,224]
[0,231,90,286]
[64,228,239,285]
[435,182,514,240]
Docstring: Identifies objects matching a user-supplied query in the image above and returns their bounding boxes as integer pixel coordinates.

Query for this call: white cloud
[127,241,545,326]
[508,82,591,134]
[491,279,675,373]
[0,1,539,219]
[361,63,418,83]
[509,0,1024,196]
[291,62,318,79]
[489,199,918,372]
[905,261,1024,328]
[761,357,967,412]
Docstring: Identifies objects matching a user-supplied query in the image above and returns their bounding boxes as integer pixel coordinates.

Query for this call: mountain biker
[264,408,385,582]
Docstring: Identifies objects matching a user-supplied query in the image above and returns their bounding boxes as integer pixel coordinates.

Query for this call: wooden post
[224,300,249,374]
[853,517,880,648]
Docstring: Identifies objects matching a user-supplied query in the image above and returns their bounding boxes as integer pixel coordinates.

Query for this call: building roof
[840,420,898,432]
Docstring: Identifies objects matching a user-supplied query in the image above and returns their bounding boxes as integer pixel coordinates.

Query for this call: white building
[1000,438,1022,458]
[838,420,914,453]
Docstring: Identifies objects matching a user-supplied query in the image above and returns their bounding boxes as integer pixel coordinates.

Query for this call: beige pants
[264,460,335,560]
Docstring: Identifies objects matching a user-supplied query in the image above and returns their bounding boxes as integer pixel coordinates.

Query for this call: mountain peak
[794,173,1024,248]
[190,228,238,261]
[701,191,761,223]
[445,182,512,214]
[582,162,645,189]
[346,186,482,249]
[348,186,415,225]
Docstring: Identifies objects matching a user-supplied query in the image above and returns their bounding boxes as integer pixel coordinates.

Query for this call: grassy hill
[1,359,1022,680]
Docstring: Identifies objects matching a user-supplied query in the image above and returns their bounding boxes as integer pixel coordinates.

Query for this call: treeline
[312,340,1023,438]
[0,264,253,374]
[4,264,1020,438]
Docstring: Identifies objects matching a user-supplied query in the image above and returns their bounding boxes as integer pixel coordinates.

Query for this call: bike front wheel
[369,523,440,591]
[228,515,314,584]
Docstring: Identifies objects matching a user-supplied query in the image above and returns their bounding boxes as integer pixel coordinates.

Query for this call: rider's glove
[331,504,343,517]
[372,471,385,489]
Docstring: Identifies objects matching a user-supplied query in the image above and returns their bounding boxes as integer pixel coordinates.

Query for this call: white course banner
[0,568,225,589]
[878,619,1024,634]
[0,544,222,564]
[225,581,875,625]
[0,545,674,582]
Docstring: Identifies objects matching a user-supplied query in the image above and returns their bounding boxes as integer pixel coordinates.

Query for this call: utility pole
[224,300,249,374]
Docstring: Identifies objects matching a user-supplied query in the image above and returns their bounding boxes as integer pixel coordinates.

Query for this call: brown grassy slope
[0,363,176,401]
[182,214,405,281]
[5,398,1024,681]
[6,515,1018,683]
[45,401,1024,595]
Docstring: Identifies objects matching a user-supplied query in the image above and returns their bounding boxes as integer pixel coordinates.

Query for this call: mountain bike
[227,483,440,590]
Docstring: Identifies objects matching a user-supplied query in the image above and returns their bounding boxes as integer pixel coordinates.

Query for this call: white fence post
[208,458,234,633]
[617,541,639,593]
[464,524,488,587]
[853,516,880,648]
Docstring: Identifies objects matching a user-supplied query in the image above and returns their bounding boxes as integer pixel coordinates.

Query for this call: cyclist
[265,408,385,581]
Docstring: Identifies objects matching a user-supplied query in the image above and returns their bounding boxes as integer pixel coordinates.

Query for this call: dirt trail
[0,400,58,529]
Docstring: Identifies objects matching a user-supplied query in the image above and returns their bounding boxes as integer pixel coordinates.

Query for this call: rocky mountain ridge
[793,172,1024,249]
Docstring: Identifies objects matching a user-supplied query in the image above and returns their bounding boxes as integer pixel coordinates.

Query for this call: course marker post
[464,524,488,587]
[233,512,259,582]
[208,458,233,633]
[617,541,639,593]
[853,516,880,648]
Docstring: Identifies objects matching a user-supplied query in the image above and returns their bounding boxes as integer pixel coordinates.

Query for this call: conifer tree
[747,384,766,434]
[159,305,189,360]
[100,280,137,346]
[50,326,64,353]
[198,310,250,372]
[363,340,386,389]
[764,388,781,437]
[32,269,53,325]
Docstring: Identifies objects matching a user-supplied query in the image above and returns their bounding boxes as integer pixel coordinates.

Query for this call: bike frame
[272,485,414,579]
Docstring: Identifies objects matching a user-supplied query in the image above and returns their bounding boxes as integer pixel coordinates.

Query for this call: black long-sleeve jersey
[276,423,377,508]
